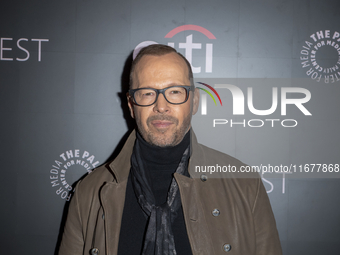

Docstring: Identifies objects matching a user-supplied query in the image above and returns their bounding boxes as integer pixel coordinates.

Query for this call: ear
[192,88,200,115]
[127,93,135,119]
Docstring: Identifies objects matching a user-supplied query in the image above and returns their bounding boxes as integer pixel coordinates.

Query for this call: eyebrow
[137,83,188,89]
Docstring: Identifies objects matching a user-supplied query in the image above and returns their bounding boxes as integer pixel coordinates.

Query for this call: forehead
[133,53,189,88]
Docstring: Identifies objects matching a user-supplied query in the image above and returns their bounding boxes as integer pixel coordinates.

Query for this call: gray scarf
[130,137,190,255]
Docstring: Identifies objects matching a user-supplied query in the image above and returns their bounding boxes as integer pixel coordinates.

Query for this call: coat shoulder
[75,163,114,197]
[192,142,260,180]
[198,143,246,165]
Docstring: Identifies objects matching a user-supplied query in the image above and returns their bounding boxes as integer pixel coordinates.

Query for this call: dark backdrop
[1,0,340,254]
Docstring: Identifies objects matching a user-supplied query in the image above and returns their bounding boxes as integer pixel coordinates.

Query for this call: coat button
[91,248,99,255]
[102,213,105,220]
[200,174,208,182]
[212,208,220,216]
[223,243,231,252]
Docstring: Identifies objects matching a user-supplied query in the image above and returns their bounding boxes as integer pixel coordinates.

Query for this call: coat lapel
[98,130,136,254]
[100,181,128,255]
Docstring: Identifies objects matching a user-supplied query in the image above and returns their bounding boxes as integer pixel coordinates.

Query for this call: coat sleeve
[252,178,283,255]
[58,183,85,255]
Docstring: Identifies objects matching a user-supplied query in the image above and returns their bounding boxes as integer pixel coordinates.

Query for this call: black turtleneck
[117,131,193,255]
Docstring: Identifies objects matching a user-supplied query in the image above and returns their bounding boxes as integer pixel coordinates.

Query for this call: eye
[143,92,154,96]
[138,89,155,97]
[170,90,182,94]
[168,88,185,95]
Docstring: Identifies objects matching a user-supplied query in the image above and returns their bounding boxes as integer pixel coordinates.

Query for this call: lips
[147,115,178,130]
[151,120,173,129]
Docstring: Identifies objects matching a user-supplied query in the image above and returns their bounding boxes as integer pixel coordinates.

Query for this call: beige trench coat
[59,130,282,255]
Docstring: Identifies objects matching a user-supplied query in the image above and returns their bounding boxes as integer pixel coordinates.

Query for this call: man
[59,44,282,255]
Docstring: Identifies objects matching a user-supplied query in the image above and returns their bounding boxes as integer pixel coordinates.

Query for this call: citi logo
[133,24,216,73]
[196,82,222,115]
[165,25,215,73]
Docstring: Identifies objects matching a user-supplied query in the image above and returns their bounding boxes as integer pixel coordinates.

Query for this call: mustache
[147,115,179,125]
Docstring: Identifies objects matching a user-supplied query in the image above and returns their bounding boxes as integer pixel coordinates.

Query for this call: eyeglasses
[128,85,194,106]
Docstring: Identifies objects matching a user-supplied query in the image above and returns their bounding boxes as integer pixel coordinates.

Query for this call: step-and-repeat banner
[1,0,339,254]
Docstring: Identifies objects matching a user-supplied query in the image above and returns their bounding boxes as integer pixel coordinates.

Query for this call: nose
[153,93,170,113]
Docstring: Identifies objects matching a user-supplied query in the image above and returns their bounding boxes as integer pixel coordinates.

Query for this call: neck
[135,130,191,205]
[136,130,190,166]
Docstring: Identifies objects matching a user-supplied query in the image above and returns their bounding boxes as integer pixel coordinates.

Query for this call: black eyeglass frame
[128,85,195,107]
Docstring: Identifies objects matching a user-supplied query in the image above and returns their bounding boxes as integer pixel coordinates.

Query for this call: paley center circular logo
[49,149,100,200]
[300,30,340,83]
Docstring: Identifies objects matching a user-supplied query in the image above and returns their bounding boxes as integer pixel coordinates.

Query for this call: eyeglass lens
[134,87,188,105]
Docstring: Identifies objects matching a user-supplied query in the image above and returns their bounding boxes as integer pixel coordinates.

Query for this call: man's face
[128,52,199,147]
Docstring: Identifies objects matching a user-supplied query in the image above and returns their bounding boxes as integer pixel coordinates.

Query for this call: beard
[136,113,191,147]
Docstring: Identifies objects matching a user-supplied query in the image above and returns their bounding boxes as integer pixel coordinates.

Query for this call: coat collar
[108,130,136,183]
[108,129,204,183]
[188,129,206,178]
